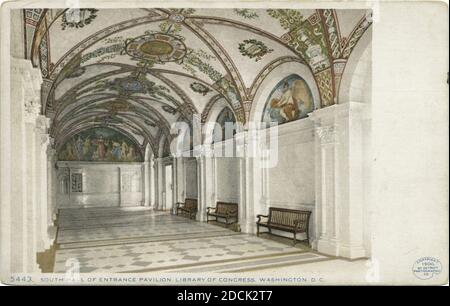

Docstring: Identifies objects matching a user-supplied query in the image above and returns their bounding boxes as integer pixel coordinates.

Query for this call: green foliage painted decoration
[61,9,99,30]
[267,9,330,73]
[233,9,259,19]
[238,39,274,62]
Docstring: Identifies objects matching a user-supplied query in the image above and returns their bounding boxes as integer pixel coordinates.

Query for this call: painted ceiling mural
[23,8,372,156]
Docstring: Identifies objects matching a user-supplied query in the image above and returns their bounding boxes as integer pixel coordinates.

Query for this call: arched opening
[248,61,318,241]
[55,127,145,208]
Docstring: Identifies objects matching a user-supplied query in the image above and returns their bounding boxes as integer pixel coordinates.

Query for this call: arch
[203,98,242,145]
[213,107,237,143]
[249,61,320,126]
[158,133,170,158]
[338,27,372,103]
[144,143,153,162]
[261,74,314,126]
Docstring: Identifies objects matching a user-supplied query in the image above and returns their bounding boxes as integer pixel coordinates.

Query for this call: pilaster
[196,145,216,222]
[308,102,368,259]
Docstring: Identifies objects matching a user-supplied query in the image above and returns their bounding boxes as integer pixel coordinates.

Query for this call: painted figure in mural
[95,135,106,160]
[112,141,121,161]
[83,136,91,157]
[75,136,84,160]
[58,127,143,162]
[127,146,136,161]
[262,74,314,126]
[270,81,300,121]
[121,141,128,160]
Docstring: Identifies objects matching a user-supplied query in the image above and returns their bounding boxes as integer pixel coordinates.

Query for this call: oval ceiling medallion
[124,33,187,62]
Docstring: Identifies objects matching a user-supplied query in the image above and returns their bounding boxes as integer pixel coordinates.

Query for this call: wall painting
[58,127,143,162]
[262,74,314,126]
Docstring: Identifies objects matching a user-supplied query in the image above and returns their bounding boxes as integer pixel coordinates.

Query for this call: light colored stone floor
[53,207,332,274]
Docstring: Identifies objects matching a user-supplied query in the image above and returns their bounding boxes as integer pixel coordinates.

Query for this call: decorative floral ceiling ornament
[267,9,304,30]
[61,9,99,30]
[81,43,123,64]
[238,39,274,62]
[124,33,187,63]
[93,114,124,126]
[233,9,259,19]
[190,82,211,96]
[169,13,185,23]
[96,74,176,103]
[100,100,130,114]
[108,75,148,95]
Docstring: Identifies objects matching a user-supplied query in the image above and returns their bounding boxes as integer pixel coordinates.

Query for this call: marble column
[195,145,216,222]
[196,154,206,221]
[47,146,57,226]
[308,102,367,259]
[6,58,44,273]
[36,116,53,250]
[236,131,256,233]
[143,161,150,207]
[24,105,39,272]
[7,58,31,273]
[173,157,185,204]
[154,158,164,210]
[149,156,155,208]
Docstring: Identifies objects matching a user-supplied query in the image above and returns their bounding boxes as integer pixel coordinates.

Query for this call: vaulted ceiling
[23,8,372,154]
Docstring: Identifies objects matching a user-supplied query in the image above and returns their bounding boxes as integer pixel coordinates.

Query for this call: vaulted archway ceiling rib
[23,8,372,154]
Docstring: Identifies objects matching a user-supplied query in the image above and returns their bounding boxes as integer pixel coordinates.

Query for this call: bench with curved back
[176,198,198,220]
[207,202,238,225]
[256,207,311,245]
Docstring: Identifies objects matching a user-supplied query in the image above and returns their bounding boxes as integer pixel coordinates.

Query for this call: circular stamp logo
[412,257,442,280]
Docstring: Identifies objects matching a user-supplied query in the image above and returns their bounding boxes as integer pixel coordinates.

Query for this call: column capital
[36,115,51,132]
[24,99,41,123]
[315,124,339,145]
[40,134,51,147]
[11,57,43,89]
[47,148,57,158]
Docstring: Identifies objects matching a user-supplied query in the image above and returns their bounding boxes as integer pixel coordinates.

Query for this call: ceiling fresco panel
[26,7,372,156]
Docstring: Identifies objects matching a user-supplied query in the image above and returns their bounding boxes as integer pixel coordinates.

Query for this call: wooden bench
[256,207,311,245]
[176,198,198,220]
[207,202,238,225]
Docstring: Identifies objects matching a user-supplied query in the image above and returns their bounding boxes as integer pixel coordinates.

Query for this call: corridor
[53,208,330,273]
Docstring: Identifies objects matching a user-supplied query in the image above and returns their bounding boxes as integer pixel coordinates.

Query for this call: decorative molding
[342,13,373,59]
[24,99,41,123]
[315,125,338,145]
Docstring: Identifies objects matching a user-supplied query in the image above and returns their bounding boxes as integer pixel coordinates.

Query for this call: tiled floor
[53,207,331,273]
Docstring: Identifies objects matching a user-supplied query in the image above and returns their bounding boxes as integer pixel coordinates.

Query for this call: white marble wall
[184,158,198,199]
[265,120,315,209]
[257,119,316,240]
[1,56,54,275]
[56,162,144,208]
[216,157,239,203]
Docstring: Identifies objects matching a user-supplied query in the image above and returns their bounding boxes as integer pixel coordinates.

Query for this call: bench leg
[256,224,260,236]
[293,232,297,246]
